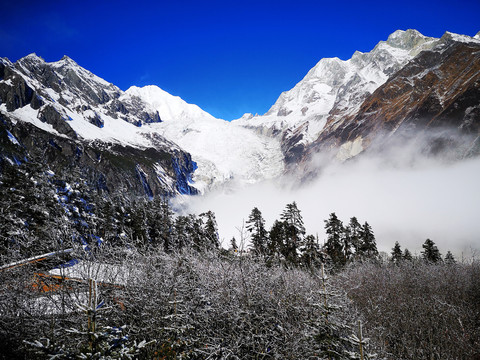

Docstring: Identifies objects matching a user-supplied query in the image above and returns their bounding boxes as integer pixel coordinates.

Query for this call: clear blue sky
[1,0,479,120]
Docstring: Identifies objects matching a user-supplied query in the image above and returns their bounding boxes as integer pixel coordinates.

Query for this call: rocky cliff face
[0,54,197,197]
[235,30,480,173]
[306,32,480,163]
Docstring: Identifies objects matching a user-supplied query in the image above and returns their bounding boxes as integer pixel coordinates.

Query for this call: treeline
[0,159,220,264]
[236,203,378,270]
[239,202,459,270]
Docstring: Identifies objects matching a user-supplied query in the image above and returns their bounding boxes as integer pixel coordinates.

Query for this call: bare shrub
[337,260,480,359]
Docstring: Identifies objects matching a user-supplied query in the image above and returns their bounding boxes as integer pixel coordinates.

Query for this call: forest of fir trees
[0,158,479,359]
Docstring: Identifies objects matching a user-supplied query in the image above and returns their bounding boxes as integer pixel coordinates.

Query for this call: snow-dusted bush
[337,260,480,359]
[2,245,371,359]
[118,250,368,359]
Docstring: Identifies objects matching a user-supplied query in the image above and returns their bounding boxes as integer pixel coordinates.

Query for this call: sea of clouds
[182,133,480,259]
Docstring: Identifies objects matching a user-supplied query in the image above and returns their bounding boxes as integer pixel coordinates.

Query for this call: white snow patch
[11,105,62,136]
[130,85,285,192]
[0,78,13,86]
[336,137,364,161]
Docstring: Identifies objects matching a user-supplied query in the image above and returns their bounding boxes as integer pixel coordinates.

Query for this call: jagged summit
[385,29,429,49]
[234,28,480,167]
[0,54,196,196]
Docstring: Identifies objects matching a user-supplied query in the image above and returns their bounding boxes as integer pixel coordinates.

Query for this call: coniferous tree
[190,214,206,251]
[246,207,268,257]
[301,234,323,269]
[200,211,219,250]
[346,217,362,260]
[280,202,306,265]
[173,215,191,249]
[445,250,456,264]
[421,239,442,263]
[359,222,378,260]
[403,248,413,261]
[391,241,403,263]
[128,201,148,247]
[148,197,174,251]
[268,220,286,261]
[324,212,345,267]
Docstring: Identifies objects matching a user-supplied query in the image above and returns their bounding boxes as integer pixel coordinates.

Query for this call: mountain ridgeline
[1,29,480,198]
[0,55,197,198]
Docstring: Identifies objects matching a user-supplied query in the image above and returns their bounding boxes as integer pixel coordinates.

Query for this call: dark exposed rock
[0,74,34,111]
[0,115,196,197]
[0,54,197,197]
[305,38,480,163]
[85,111,104,128]
[38,105,77,139]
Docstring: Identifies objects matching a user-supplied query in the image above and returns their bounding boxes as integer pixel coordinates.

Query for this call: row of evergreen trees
[391,238,456,264]
[0,156,457,270]
[0,158,220,263]
[236,202,379,269]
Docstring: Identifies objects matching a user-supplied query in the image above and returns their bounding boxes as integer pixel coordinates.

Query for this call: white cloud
[183,149,480,259]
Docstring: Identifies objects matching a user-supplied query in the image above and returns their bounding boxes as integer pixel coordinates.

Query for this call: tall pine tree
[280,202,306,265]
[391,241,403,263]
[421,239,442,263]
[246,207,268,257]
[358,222,378,260]
[324,212,345,267]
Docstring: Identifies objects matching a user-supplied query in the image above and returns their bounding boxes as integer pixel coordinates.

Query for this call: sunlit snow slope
[233,30,440,161]
[126,85,284,192]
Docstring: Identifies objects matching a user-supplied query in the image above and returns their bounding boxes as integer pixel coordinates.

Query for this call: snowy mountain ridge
[232,30,442,159]
[126,85,284,193]
[1,29,479,196]
[0,53,198,196]
[0,54,284,194]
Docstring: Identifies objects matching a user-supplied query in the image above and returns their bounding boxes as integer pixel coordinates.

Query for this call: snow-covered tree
[391,241,403,263]
[324,212,345,267]
[421,238,442,263]
[246,207,268,257]
[358,222,378,260]
[280,202,306,265]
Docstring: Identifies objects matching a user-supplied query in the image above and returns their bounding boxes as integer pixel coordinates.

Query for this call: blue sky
[1,0,479,120]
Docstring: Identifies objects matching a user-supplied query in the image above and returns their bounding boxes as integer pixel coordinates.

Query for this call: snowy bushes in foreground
[337,260,480,360]
[0,248,370,359]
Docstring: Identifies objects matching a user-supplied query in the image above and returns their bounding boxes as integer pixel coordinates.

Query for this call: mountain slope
[0,54,197,196]
[306,31,480,164]
[234,29,480,168]
[126,85,284,192]
[1,29,479,197]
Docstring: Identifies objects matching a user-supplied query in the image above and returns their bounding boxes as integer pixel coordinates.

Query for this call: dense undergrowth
[1,244,479,359]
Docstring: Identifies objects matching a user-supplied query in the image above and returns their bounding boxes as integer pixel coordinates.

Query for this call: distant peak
[440,31,480,45]
[58,55,78,65]
[20,53,44,62]
[385,29,428,49]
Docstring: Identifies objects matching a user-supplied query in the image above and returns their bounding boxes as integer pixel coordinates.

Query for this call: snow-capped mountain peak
[126,85,216,123]
[129,85,284,193]
[232,29,443,164]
